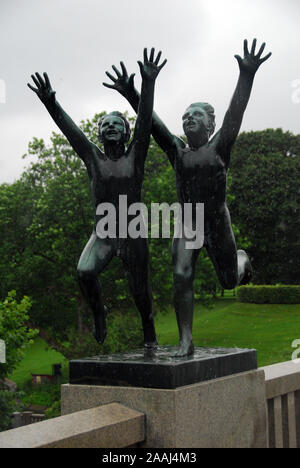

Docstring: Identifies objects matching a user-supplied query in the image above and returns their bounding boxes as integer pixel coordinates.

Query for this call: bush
[20,380,62,408]
[0,384,15,431]
[54,308,144,360]
[45,400,61,419]
[0,291,38,380]
[0,291,38,431]
[237,285,300,304]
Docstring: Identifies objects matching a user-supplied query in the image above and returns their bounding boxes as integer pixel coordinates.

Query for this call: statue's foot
[93,326,107,344]
[238,250,253,285]
[93,306,108,345]
[173,341,194,358]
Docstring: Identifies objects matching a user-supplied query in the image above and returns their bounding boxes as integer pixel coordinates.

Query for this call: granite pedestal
[69,346,257,388]
[62,347,267,448]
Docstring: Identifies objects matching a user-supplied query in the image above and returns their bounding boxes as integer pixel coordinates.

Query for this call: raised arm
[215,39,271,169]
[103,58,181,167]
[27,73,98,165]
[128,48,166,162]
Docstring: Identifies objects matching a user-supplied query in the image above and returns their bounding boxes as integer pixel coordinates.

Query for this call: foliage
[20,379,62,408]
[0,291,38,431]
[237,285,300,304]
[0,384,15,431]
[0,291,38,380]
[230,129,300,284]
[14,378,63,421]
[45,400,61,419]
[54,308,143,359]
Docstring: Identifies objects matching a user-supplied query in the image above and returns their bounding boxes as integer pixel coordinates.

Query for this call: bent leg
[206,207,252,289]
[77,233,114,344]
[122,238,157,349]
[172,236,200,357]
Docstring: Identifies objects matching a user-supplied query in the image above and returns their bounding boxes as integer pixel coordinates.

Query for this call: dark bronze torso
[174,141,227,217]
[87,146,144,228]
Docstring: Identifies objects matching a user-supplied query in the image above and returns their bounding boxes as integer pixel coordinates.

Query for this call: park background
[0,0,299,429]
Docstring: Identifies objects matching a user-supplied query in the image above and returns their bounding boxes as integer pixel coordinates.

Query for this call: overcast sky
[0,0,299,183]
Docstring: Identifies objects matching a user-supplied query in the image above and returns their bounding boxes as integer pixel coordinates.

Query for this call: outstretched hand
[103,62,135,97]
[138,48,167,81]
[27,72,56,104]
[235,39,271,76]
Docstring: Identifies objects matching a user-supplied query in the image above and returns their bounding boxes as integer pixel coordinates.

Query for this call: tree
[0,291,38,431]
[229,129,300,284]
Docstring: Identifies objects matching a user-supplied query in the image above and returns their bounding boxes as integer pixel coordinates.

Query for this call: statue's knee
[174,268,193,288]
[77,266,95,283]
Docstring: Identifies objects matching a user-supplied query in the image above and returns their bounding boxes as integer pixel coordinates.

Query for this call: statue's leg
[122,238,157,349]
[77,233,114,344]
[172,236,200,357]
[206,207,252,289]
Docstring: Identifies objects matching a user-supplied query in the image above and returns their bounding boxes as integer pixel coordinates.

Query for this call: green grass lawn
[9,337,67,387]
[155,299,300,367]
[8,299,300,388]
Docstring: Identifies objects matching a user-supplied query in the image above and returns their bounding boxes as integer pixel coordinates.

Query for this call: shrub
[45,400,61,419]
[0,291,38,380]
[54,308,144,360]
[0,384,15,431]
[0,291,38,431]
[20,380,62,408]
[237,285,300,304]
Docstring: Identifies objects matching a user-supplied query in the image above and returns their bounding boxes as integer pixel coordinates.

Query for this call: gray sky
[0,0,299,183]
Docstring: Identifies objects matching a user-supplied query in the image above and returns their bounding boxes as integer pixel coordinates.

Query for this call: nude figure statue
[28,48,166,349]
[104,39,271,356]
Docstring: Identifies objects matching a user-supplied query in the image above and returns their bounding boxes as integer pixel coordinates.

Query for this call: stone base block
[62,369,267,448]
[69,346,257,389]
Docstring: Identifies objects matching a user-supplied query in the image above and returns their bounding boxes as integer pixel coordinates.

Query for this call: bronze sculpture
[28,48,167,350]
[104,39,272,357]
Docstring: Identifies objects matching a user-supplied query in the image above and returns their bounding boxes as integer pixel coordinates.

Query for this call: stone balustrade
[0,360,299,448]
[261,360,300,448]
[0,403,145,448]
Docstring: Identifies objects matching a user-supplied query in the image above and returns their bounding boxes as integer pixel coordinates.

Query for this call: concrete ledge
[62,369,267,448]
[0,403,145,448]
[261,361,300,399]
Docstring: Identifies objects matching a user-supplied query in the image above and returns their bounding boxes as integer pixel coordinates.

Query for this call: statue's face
[100,115,126,144]
[182,106,209,143]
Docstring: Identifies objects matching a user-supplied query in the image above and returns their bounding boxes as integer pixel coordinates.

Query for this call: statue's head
[182,102,215,146]
[98,111,131,145]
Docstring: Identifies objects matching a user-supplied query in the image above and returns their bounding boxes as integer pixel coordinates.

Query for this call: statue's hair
[98,111,131,143]
[187,102,216,137]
